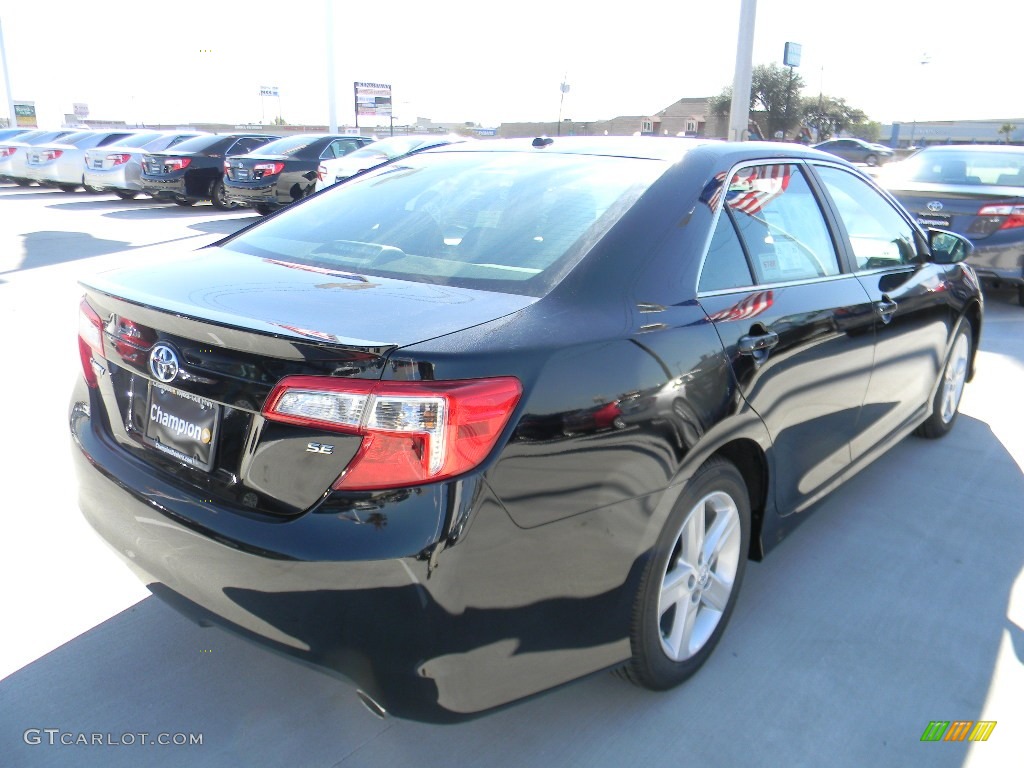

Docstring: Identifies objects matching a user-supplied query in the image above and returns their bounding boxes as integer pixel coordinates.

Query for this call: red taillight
[42,149,63,161]
[0,147,16,158]
[977,203,1024,230]
[254,161,285,177]
[262,376,522,490]
[108,153,131,166]
[163,157,191,172]
[316,163,327,182]
[78,298,105,388]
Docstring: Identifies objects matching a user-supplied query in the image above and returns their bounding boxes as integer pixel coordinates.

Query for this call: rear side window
[229,137,273,155]
[165,135,228,153]
[221,152,665,296]
[707,164,840,285]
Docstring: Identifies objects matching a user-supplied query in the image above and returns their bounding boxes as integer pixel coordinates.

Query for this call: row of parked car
[0,126,467,214]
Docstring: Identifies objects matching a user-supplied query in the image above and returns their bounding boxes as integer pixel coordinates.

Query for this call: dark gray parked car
[883,144,1024,305]
[813,138,894,166]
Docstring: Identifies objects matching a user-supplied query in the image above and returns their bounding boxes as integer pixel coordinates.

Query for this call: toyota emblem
[926,201,944,212]
[148,343,180,383]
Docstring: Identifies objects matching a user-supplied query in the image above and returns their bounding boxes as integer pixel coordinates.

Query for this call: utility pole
[727,0,757,141]
[557,76,569,136]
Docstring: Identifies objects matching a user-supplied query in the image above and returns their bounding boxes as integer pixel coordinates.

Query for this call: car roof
[434,136,840,165]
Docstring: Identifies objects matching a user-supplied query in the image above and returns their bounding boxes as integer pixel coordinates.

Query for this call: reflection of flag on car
[706,290,774,322]
[700,164,792,215]
[726,164,792,215]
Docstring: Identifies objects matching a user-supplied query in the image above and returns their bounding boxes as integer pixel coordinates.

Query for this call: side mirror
[928,229,974,264]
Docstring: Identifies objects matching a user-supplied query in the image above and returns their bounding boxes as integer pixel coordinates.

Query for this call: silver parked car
[23,129,142,191]
[0,129,80,185]
[83,131,207,199]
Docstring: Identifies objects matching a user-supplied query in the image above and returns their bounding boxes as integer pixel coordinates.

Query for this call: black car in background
[883,144,1024,305]
[72,138,982,722]
[141,133,279,208]
[223,133,374,214]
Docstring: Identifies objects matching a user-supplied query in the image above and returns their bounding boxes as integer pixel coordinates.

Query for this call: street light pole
[908,53,930,148]
[325,0,338,132]
[557,76,569,136]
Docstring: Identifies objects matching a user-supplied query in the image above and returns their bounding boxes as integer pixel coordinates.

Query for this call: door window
[704,163,840,287]
[814,165,919,270]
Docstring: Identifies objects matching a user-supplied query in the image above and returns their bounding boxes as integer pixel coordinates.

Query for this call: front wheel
[209,178,238,210]
[173,197,195,207]
[58,183,79,192]
[254,203,276,216]
[865,154,879,166]
[621,457,750,690]
[915,321,971,439]
[114,190,139,200]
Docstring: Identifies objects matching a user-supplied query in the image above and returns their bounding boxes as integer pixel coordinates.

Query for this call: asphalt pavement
[0,182,1021,767]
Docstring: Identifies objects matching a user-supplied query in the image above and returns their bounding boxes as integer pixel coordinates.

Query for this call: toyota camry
[71,137,982,722]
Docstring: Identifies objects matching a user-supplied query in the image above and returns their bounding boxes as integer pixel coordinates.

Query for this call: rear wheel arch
[964,301,982,382]
[713,439,769,561]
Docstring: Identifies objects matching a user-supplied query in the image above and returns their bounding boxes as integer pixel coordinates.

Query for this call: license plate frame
[143,384,221,472]
[915,213,952,229]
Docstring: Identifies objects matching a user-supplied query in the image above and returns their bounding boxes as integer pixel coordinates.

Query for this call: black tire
[84,184,105,194]
[209,178,237,210]
[58,183,79,192]
[254,203,275,216]
[114,190,139,200]
[1017,284,1024,307]
[621,456,750,690]
[865,154,879,167]
[915,321,971,439]
[173,198,195,207]
[14,179,32,187]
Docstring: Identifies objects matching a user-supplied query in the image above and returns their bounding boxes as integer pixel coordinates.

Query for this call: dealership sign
[354,82,392,117]
[14,101,37,128]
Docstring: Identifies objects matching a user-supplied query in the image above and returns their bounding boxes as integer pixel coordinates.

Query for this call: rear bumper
[141,174,189,199]
[967,241,1024,285]
[84,164,139,192]
[223,180,280,206]
[70,378,637,721]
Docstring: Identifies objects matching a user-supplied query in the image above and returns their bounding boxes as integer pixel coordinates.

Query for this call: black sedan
[71,138,982,722]
[141,133,280,208]
[883,144,1024,305]
[223,133,374,214]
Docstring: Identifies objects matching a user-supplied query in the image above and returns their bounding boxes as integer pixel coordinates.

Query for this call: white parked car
[83,131,207,199]
[0,129,80,185]
[23,129,142,191]
[314,134,467,192]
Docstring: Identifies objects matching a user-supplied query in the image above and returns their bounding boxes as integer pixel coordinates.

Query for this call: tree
[802,96,867,142]
[999,123,1017,144]
[272,116,288,126]
[709,63,806,138]
[853,121,882,143]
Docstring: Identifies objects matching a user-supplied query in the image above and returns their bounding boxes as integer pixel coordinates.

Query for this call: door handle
[738,331,779,356]
[874,297,898,324]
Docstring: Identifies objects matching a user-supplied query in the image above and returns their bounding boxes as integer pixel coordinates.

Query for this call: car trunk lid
[79,245,534,515]
[889,183,1024,239]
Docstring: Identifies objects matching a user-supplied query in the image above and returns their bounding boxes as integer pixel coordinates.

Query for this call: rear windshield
[161,134,226,153]
[220,151,665,296]
[894,150,1024,186]
[254,135,325,156]
[61,132,104,147]
[108,131,165,148]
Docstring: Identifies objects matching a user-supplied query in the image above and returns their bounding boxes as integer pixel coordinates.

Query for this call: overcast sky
[2,0,1021,129]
